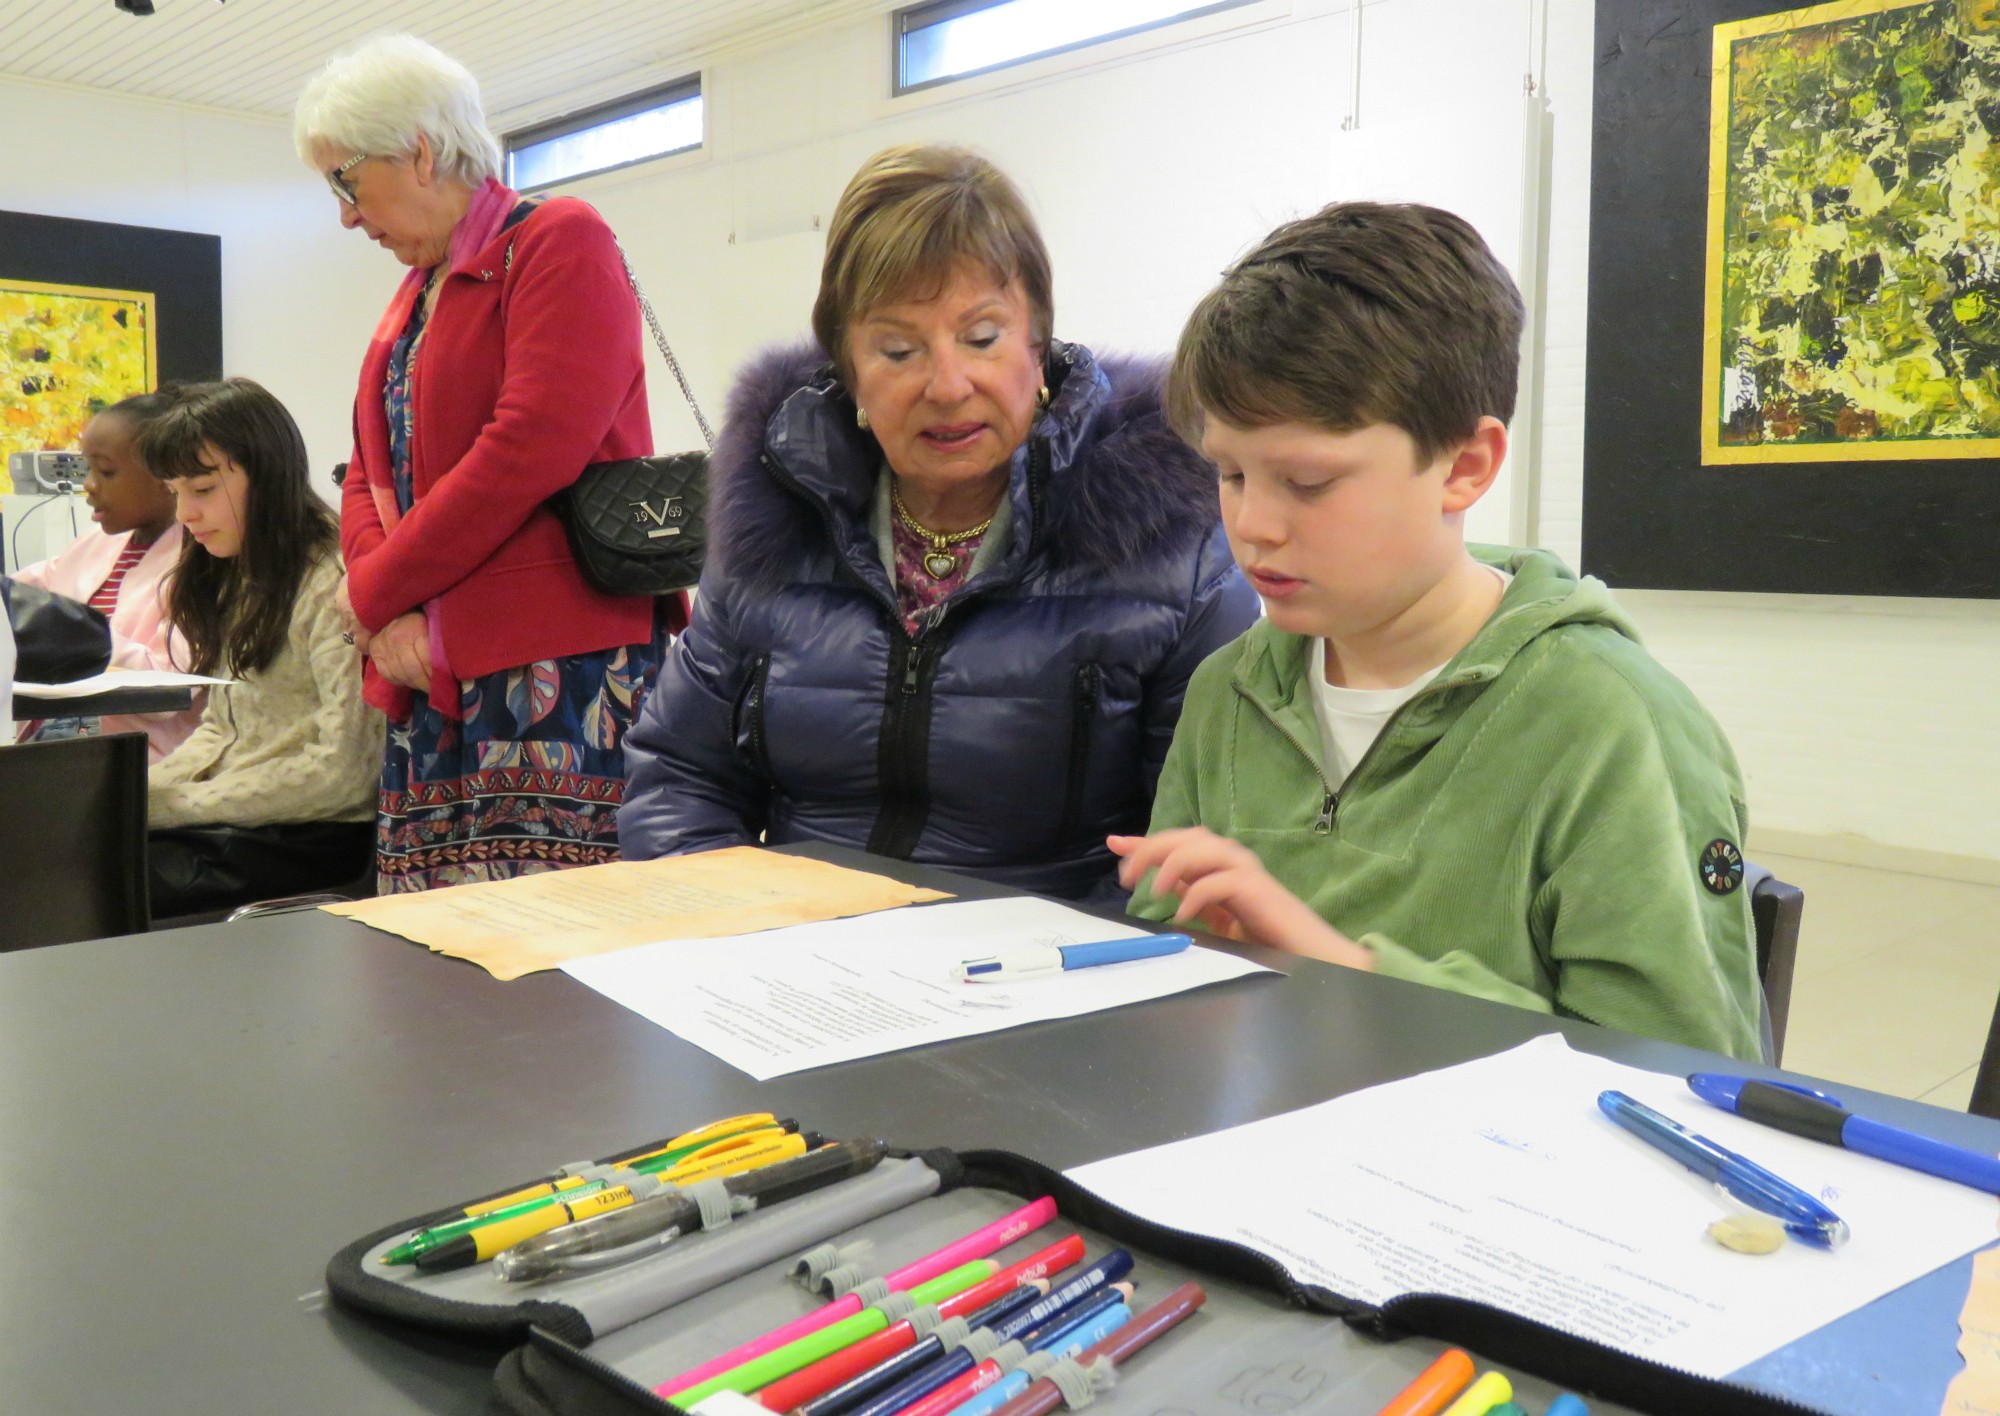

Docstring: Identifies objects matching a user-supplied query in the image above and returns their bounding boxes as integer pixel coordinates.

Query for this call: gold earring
[1036,385,1050,409]
[856,406,871,431]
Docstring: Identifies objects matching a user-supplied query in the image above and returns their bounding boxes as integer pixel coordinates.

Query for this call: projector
[8,451,88,493]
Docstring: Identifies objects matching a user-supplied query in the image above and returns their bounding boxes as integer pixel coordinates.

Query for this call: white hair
[293,34,502,187]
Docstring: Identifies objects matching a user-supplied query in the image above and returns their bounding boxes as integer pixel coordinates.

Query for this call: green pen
[379,1120,796,1265]
[380,1180,616,1266]
[667,1260,998,1405]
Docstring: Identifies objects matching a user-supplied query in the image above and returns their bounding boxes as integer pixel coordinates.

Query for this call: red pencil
[982,1282,1207,1416]
[753,1236,1088,1411]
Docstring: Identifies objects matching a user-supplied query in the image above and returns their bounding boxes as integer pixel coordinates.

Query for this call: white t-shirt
[1308,641,1441,790]
[1308,567,1511,789]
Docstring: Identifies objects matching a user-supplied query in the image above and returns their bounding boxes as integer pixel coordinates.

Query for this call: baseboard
[1749,828,2000,888]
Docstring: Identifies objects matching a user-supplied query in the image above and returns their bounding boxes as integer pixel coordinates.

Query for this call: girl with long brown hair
[140,379,382,918]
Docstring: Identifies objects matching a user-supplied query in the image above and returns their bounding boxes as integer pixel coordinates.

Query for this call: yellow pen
[418,1130,818,1271]
[461,1113,785,1216]
[1437,1372,1513,1416]
[659,1130,810,1183]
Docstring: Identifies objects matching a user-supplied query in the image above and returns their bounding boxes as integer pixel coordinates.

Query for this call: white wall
[6,1,1994,866]
[0,75,390,499]
[575,0,1536,541]
[1529,0,2000,867]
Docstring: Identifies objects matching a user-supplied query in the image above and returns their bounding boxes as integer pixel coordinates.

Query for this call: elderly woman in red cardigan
[294,34,685,891]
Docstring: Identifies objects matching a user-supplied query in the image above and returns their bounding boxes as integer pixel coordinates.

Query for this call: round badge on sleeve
[1700,839,1745,896]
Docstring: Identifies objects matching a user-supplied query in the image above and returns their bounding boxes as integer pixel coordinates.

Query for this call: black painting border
[0,208,223,396]
[1583,0,2000,598]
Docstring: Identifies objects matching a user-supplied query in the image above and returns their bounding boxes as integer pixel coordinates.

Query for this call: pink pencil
[656,1197,1060,1395]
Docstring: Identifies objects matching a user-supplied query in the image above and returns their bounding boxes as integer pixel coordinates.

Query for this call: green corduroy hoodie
[1133,546,1764,1060]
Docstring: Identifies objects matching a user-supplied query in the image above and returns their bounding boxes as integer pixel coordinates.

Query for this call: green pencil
[666,1260,998,1405]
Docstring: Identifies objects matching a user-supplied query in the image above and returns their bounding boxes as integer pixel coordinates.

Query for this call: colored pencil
[981,1281,1207,1416]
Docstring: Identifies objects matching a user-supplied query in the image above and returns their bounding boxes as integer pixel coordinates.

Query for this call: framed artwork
[1585,0,2000,597]
[0,210,219,494]
[0,278,158,465]
[1705,0,2000,465]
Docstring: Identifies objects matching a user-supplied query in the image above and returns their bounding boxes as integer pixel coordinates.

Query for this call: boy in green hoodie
[1112,202,1763,1060]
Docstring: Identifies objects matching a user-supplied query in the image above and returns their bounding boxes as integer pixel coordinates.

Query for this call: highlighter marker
[1436,1372,1511,1416]
[1373,1349,1475,1416]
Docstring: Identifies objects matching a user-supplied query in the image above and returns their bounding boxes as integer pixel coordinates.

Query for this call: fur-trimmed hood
[707,339,1220,587]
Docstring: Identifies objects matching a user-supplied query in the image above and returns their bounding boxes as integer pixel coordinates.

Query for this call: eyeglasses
[326,153,370,206]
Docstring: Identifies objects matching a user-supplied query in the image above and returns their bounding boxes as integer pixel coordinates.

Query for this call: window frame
[503,74,705,193]
[891,0,1260,96]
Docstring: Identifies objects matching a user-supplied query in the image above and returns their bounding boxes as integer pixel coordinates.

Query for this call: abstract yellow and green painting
[1705,0,2000,463]
[0,278,156,493]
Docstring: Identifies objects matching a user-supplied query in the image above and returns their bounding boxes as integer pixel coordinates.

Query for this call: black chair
[0,732,149,950]
[1743,861,1805,1063]
[1967,1003,2000,1120]
[221,857,378,922]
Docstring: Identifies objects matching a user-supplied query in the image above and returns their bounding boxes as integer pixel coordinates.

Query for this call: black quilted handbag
[507,207,716,597]
[554,448,709,597]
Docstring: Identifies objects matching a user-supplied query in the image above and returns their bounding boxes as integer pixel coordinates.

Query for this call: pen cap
[729,1138,887,1207]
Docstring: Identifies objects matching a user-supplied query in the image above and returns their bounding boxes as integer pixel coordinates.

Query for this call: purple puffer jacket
[617,339,1258,904]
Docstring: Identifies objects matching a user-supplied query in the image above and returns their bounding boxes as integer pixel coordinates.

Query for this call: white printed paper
[563,897,1271,1079]
[14,667,229,698]
[1067,1035,2000,1379]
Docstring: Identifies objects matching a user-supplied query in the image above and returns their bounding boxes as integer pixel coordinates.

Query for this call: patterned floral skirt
[376,640,661,892]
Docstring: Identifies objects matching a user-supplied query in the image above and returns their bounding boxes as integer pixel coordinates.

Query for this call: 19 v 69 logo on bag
[629,496,687,538]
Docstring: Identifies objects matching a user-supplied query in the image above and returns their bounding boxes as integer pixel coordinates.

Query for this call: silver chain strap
[503,223,716,451]
[624,243,728,450]
[616,243,716,451]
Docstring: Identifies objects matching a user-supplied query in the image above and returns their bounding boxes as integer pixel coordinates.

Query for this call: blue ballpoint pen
[957,933,1193,982]
[1597,1090,1850,1246]
[1688,1072,2000,1195]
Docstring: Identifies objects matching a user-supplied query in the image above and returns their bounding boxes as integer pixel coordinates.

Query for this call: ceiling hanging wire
[1340,0,1363,131]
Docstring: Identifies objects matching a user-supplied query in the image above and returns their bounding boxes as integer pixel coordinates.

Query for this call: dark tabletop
[11,682,195,717]
[1,846,1990,1414]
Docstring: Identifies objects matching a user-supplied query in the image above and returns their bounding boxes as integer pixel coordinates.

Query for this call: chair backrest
[0,732,149,950]
[1743,861,1805,1063]
[1970,1001,2000,1120]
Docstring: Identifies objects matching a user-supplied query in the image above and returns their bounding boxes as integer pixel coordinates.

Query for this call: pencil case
[326,1141,1836,1416]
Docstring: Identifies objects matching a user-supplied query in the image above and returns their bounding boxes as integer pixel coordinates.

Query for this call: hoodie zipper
[1234,675,1454,835]
[1234,690,1341,835]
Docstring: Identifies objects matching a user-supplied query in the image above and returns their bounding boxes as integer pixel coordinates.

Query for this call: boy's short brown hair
[1167,202,1524,462]
[813,144,1052,384]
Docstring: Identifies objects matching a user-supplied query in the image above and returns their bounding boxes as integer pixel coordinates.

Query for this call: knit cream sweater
[149,553,381,829]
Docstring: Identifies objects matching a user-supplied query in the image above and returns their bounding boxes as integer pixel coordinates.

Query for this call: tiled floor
[1760,850,2000,1111]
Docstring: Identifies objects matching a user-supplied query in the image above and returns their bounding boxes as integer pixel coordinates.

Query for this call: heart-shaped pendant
[923,551,957,580]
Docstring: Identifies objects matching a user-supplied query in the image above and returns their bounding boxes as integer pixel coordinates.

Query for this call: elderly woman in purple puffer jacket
[618,144,1257,904]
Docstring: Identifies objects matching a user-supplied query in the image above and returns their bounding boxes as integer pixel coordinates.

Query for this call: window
[505,77,702,191]
[894,0,1255,94]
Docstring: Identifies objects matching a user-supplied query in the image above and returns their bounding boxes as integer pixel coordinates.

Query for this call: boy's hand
[1107,828,1375,970]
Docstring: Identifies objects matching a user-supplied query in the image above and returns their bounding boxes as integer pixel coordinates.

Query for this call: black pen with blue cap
[1597,1090,1850,1246]
[1687,1073,2000,1195]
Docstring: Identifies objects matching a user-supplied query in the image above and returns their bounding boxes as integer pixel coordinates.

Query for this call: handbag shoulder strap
[503,201,715,451]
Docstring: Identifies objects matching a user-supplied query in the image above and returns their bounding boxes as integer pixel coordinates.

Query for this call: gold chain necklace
[893,483,996,580]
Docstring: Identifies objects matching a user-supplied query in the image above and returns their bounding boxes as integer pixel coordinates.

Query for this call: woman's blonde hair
[813,145,1053,383]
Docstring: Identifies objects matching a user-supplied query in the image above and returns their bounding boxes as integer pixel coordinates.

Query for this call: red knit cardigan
[342,185,684,719]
